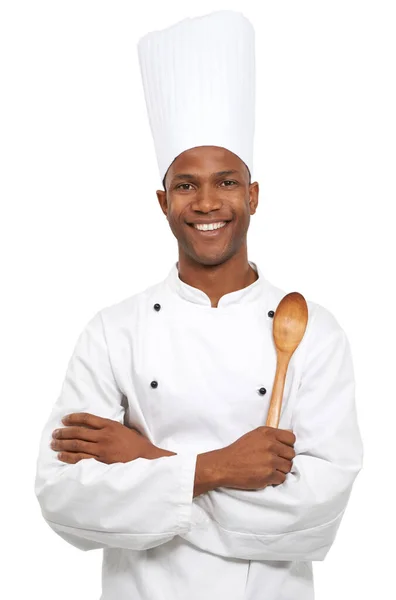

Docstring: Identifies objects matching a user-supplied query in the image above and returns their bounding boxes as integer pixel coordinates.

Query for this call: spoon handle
[265,352,290,428]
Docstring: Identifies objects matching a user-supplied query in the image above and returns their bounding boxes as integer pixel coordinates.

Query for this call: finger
[274,441,296,461]
[52,439,99,456]
[61,412,108,429]
[275,428,296,447]
[57,452,97,464]
[274,456,294,474]
[272,470,287,486]
[53,426,99,442]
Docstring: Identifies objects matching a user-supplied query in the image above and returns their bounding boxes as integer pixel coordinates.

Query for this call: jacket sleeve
[34,310,197,552]
[179,307,364,562]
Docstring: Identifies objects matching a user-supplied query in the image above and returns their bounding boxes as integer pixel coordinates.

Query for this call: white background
[1,0,394,598]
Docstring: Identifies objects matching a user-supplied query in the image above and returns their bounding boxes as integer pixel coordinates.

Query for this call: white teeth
[193,222,227,231]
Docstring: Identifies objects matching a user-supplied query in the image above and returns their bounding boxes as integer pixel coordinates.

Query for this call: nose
[190,189,223,214]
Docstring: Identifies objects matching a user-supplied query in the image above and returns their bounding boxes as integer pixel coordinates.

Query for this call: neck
[177,248,258,308]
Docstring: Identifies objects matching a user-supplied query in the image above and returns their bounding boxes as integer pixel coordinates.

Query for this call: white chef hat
[137,10,256,186]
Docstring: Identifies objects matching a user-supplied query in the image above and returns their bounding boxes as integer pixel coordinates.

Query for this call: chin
[179,238,237,267]
[191,252,231,267]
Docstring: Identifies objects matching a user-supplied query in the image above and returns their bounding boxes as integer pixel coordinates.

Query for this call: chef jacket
[34,260,364,600]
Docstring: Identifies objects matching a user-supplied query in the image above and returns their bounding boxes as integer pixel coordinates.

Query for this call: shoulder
[80,277,166,338]
[100,279,165,329]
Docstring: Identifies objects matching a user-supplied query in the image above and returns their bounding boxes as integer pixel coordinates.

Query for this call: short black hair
[162,164,251,191]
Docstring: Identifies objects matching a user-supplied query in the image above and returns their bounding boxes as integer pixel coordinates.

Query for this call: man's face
[156,146,259,267]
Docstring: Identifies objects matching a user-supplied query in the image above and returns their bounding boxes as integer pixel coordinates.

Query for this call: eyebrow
[171,169,240,182]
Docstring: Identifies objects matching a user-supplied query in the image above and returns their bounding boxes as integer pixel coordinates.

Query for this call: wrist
[193,448,225,498]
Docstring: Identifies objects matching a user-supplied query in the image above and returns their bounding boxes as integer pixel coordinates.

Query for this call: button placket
[256,308,275,397]
[151,302,162,389]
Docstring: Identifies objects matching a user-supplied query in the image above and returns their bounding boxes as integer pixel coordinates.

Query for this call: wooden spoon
[265,292,309,428]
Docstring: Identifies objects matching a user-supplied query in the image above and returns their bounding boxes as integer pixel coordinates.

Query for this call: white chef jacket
[34,260,363,600]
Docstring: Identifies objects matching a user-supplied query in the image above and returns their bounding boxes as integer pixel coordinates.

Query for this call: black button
[258,387,267,395]
[154,303,161,311]
[150,380,158,389]
[268,310,274,318]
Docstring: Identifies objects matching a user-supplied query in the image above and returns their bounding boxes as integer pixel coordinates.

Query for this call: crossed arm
[49,410,218,497]
[35,309,363,560]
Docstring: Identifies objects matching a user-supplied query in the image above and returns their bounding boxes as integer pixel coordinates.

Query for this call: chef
[34,9,364,600]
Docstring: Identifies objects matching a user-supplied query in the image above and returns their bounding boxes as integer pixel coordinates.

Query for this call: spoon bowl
[266,292,309,428]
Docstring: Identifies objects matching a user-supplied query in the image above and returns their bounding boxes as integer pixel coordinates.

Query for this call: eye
[220,180,237,186]
[175,183,194,190]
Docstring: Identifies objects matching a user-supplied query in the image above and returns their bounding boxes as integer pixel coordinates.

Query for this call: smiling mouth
[188,221,231,235]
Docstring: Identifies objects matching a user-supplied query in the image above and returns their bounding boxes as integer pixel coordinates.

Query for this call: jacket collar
[165,260,267,308]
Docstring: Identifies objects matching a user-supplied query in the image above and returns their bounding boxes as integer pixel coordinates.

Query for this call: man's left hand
[51,413,164,464]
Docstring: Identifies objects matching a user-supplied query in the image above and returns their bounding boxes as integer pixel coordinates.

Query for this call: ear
[156,190,168,217]
[248,181,259,215]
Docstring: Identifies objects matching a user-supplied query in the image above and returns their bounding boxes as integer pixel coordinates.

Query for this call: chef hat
[137,10,256,185]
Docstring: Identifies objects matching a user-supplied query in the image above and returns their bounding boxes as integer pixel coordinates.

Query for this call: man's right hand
[194,426,296,497]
